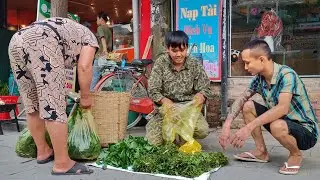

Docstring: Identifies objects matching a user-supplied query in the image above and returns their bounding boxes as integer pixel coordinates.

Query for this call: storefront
[230,0,320,76]
[1,0,151,80]
[4,0,152,56]
[174,0,320,127]
[228,0,320,127]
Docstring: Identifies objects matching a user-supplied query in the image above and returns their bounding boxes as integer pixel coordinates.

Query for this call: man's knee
[242,100,255,114]
[194,126,209,139]
[270,120,288,138]
[242,101,257,124]
[194,117,209,139]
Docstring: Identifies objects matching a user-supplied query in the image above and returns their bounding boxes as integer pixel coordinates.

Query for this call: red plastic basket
[0,96,19,120]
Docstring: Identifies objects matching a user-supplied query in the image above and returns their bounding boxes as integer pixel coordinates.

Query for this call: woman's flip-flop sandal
[51,162,93,175]
[279,162,300,175]
[37,154,54,164]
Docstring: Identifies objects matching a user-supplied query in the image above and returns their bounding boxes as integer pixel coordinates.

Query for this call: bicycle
[93,59,154,129]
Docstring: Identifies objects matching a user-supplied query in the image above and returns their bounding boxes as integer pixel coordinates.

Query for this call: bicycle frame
[94,66,149,94]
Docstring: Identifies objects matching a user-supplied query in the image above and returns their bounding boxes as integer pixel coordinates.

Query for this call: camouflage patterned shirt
[148,54,213,103]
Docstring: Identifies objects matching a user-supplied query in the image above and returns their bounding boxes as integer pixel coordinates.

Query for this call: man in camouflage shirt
[145,31,213,145]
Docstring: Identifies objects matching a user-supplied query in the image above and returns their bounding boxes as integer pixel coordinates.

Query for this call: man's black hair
[243,39,272,60]
[165,30,189,50]
[97,11,109,22]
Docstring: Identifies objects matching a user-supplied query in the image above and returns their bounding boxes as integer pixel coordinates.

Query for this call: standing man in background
[90,11,113,90]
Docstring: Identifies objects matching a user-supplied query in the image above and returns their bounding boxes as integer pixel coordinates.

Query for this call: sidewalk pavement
[0,122,319,180]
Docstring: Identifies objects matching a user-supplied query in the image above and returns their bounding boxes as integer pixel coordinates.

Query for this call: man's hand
[219,120,231,150]
[100,50,108,57]
[160,98,175,114]
[80,95,92,109]
[194,93,206,106]
[230,125,252,148]
[160,98,174,107]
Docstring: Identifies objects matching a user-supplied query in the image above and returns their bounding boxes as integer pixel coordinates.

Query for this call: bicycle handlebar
[101,64,143,73]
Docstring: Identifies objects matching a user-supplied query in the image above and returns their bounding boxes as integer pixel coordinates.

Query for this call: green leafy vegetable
[133,143,228,178]
[97,137,228,178]
[97,136,155,169]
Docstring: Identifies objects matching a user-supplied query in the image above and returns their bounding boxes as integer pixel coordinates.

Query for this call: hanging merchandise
[256,10,283,38]
[254,9,284,52]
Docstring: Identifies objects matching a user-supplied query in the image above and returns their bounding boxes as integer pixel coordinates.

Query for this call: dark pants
[253,101,317,150]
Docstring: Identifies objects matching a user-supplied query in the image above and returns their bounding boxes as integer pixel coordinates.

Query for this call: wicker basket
[90,92,130,147]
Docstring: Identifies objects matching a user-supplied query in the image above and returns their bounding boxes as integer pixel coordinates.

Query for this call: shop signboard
[176,0,223,81]
[36,0,80,22]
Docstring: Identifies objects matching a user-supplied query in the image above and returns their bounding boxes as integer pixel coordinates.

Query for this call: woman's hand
[80,95,92,109]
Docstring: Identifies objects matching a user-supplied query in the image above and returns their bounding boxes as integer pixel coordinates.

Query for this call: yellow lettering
[201,4,218,17]
[181,8,188,19]
[200,43,215,53]
[180,8,198,21]
[201,6,208,16]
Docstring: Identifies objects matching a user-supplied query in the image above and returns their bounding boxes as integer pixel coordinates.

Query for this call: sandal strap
[284,162,300,169]
[243,152,257,159]
[66,162,90,173]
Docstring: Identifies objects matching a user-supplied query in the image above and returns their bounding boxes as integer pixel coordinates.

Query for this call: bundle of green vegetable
[15,128,52,158]
[133,143,228,178]
[96,136,228,178]
[97,136,155,169]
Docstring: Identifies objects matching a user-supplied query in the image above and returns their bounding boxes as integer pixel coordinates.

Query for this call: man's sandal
[51,162,93,175]
[279,162,300,175]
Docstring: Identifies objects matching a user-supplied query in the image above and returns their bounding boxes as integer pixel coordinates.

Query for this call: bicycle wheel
[96,73,148,129]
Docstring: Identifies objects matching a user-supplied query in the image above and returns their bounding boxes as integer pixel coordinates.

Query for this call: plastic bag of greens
[177,99,205,153]
[15,128,52,158]
[161,99,204,153]
[161,104,181,143]
[68,105,101,160]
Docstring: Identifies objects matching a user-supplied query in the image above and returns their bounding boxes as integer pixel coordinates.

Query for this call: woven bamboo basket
[90,91,130,147]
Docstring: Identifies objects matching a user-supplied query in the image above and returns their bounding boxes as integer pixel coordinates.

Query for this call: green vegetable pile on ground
[97,136,228,178]
[68,105,101,160]
[133,143,228,178]
[97,136,155,169]
[15,128,52,158]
